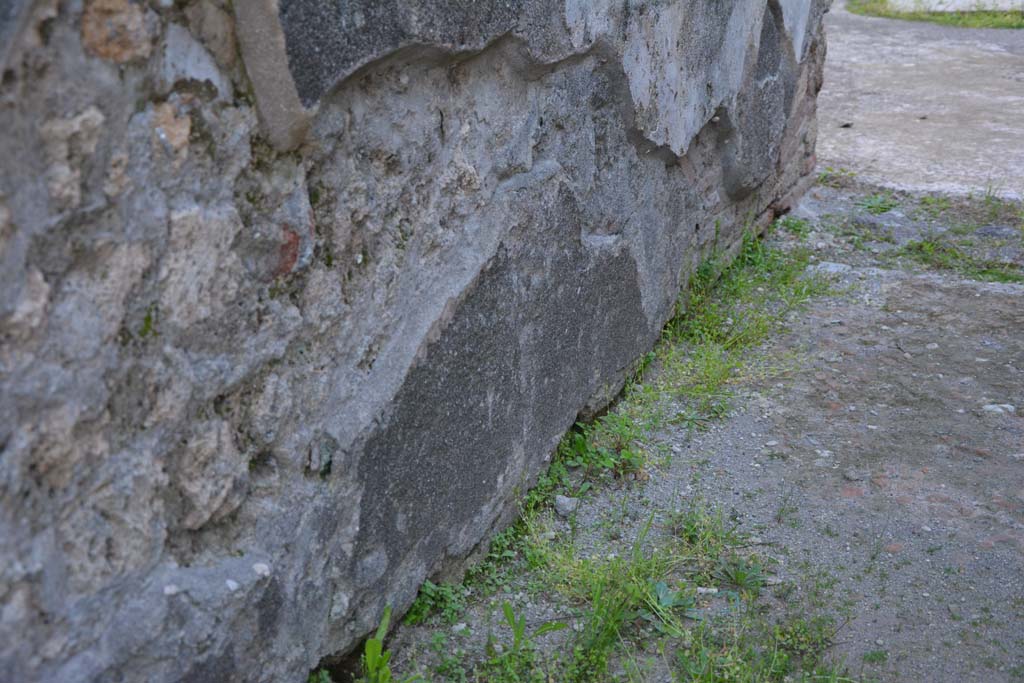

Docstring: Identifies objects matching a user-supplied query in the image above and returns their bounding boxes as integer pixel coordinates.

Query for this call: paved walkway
[818,3,1024,199]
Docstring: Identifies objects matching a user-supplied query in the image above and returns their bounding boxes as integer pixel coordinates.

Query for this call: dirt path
[373,9,1024,683]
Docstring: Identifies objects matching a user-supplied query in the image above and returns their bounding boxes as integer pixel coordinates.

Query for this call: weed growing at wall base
[387,226,850,682]
[360,607,422,683]
[405,582,467,626]
[777,215,813,239]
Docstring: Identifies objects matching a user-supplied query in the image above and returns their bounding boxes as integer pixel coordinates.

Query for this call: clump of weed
[857,192,899,216]
[899,238,1024,283]
[477,602,567,681]
[713,555,767,597]
[405,581,467,626]
[917,194,952,220]
[677,615,849,683]
[817,166,857,188]
[558,413,647,484]
[464,526,525,595]
[555,520,696,680]
[668,502,745,583]
[777,215,813,240]
[774,614,837,664]
[652,229,829,424]
[358,607,422,683]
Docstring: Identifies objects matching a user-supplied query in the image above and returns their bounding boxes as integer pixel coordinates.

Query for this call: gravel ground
[670,192,1024,682]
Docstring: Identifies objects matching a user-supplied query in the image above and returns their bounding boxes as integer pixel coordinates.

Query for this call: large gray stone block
[0,1,828,681]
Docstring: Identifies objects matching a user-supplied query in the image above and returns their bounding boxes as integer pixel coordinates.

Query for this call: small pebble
[225,579,240,592]
[843,468,867,482]
[252,563,271,577]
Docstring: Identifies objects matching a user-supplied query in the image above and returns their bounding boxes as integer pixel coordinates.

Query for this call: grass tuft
[856,192,899,216]
[899,237,1024,283]
[848,0,1024,29]
[405,582,467,626]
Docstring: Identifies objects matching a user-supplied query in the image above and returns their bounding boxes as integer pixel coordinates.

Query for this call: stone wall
[0,1,828,681]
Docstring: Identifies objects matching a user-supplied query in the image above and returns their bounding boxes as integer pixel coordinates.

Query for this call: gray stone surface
[0,0,29,65]
[0,1,828,681]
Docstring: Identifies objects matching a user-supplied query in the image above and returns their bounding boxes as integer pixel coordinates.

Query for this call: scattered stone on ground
[554,495,582,519]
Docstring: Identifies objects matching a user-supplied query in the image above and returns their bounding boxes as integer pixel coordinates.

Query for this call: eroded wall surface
[0,1,828,680]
